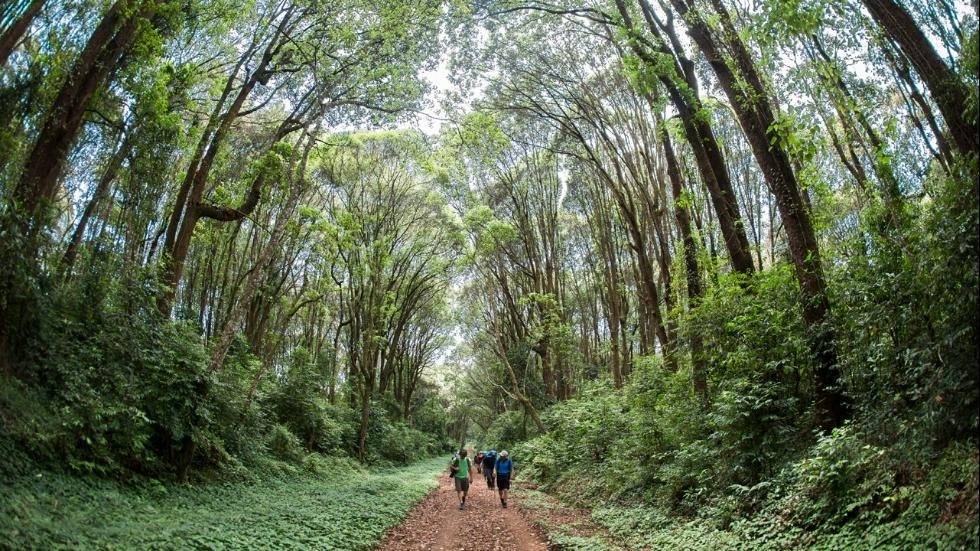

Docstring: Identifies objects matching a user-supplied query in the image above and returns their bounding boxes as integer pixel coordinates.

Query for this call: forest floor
[376,470,549,550]
[0,456,445,549]
[375,469,623,550]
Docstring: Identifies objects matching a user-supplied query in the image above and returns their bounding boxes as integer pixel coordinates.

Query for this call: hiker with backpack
[481,449,497,489]
[475,451,485,474]
[449,449,473,510]
[494,450,515,508]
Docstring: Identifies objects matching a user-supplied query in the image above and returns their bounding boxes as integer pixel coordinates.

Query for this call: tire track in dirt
[375,469,549,551]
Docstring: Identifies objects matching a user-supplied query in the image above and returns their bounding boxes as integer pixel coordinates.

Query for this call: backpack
[483,451,496,467]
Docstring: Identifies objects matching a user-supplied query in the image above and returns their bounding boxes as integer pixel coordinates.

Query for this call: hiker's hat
[500,450,508,457]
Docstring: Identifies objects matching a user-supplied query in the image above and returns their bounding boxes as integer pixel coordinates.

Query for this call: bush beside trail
[515,380,977,550]
[500,164,980,550]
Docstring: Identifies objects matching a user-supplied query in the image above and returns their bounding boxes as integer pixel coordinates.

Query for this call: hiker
[482,449,497,489]
[449,449,473,510]
[494,450,515,507]
[475,451,485,474]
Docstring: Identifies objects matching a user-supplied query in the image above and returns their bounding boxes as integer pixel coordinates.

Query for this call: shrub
[8,265,214,477]
[514,433,564,485]
[0,375,60,477]
[484,409,534,450]
[264,349,355,455]
[266,424,304,463]
[362,403,440,462]
[410,387,451,437]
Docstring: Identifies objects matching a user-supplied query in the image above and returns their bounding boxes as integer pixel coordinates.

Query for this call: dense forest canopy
[0,0,977,547]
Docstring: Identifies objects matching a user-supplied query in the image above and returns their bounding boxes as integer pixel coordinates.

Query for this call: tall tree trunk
[0,0,154,373]
[672,0,848,429]
[208,135,311,373]
[0,0,45,67]
[606,165,673,366]
[157,13,292,315]
[882,41,957,171]
[356,368,374,462]
[662,123,709,409]
[806,35,904,209]
[14,0,153,238]
[486,287,547,433]
[604,232,624,388]
[61,131,134,276]
[861,0,978,158]
[614,0,756,276]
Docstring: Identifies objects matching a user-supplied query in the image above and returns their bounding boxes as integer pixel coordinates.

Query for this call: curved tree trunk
[14,0,152,240]
[861,0,977,158]
[671,0,848,429]
[614,0,756,276]
[157,10,293,315]
[0,0,45,67]
[208,136,311,373]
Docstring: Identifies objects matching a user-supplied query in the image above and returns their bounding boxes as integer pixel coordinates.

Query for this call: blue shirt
[495,457,513,475]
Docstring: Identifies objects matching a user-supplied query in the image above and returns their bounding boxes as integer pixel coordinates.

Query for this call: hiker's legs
[497,473,511,506]
[454,477,470,509]
[454,478,465,508]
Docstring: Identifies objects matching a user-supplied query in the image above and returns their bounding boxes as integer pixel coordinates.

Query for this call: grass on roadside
[1,455,445,550]
[514,485,624,551]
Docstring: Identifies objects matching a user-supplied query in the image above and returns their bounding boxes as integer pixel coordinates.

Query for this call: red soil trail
[375,470,549,551]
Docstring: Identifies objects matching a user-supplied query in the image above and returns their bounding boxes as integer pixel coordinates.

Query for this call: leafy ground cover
[515,485,624,551]
[518,435,978,551]
[0,456,445,549]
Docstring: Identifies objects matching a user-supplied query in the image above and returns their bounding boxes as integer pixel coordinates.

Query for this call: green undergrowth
[521,433,978,550]
[0,455,444,549]
[515,486,624,551]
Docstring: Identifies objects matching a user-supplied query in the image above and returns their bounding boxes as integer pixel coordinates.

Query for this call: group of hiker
[448,448,515,511]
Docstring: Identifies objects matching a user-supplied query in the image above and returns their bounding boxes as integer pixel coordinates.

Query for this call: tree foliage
[0,0,976,547]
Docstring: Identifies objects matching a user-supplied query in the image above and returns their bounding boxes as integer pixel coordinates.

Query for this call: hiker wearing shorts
[449,449,473,510]
[482,450,496,489]
[494,450,515,508]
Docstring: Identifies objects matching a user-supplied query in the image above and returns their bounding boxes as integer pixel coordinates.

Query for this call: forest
[0,0,977,549]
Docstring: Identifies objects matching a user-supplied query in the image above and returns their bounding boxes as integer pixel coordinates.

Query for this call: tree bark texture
[0,0,45,67]
[14,0,155,238]
[861,0,978,158]
[671,0,848,429]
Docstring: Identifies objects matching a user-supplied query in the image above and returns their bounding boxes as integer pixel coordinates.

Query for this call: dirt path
[375,469,550,551]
